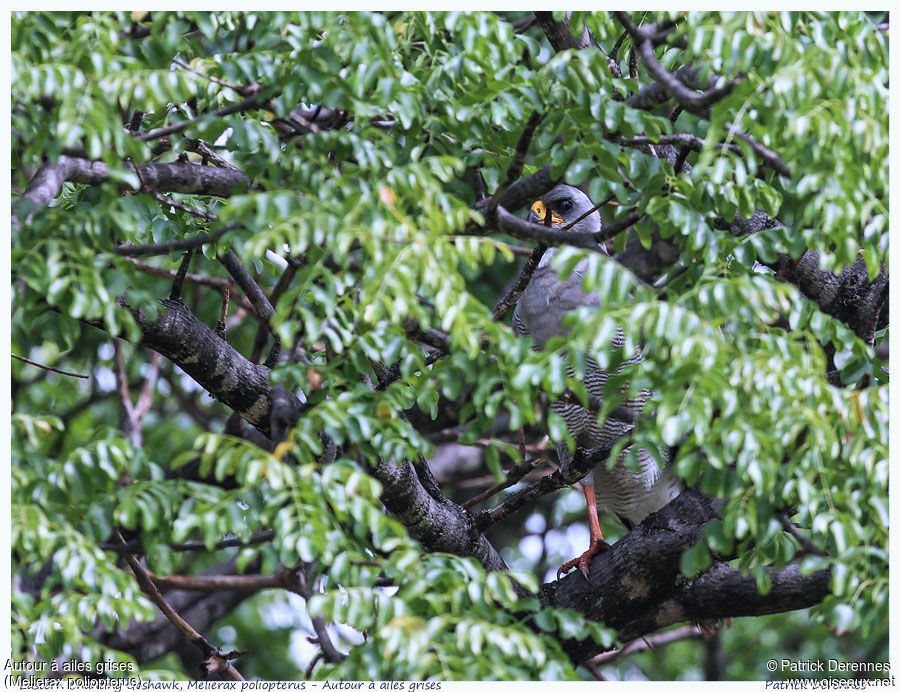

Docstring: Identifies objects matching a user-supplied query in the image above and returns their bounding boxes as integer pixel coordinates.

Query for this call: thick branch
[373,460,510,575]
[770,252,888,344]
[615,13,737,117]
[125,298,304,436]
[14,156,247,228]
[219,249,276,321]
[539,489,832,659]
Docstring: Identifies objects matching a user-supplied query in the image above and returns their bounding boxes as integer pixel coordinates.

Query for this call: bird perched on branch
[512,184,682,578]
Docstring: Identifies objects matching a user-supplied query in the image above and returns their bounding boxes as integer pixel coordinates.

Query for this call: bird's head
[527,184,602,235]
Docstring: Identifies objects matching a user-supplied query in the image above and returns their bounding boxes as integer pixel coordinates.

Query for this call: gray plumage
[512,185,681,528]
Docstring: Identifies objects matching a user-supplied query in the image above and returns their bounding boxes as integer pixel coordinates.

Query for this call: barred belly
[552,380,682,527]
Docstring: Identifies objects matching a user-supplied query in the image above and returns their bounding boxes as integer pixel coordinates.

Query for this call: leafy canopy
[11,10,888,681]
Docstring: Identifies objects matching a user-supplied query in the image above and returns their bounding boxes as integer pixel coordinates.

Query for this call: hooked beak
[529,199,565,226]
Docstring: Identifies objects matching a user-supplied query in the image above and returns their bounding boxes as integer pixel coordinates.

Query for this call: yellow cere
[531,199,565,226]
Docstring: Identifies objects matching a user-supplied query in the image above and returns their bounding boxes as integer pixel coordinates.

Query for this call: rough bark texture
[541,490,831,661]
[13,155,247,228]
[130,298,303,437]
[771,253,888,344]
[374,460,510,573]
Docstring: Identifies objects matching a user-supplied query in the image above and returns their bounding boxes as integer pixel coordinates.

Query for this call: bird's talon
[556,538,611,580]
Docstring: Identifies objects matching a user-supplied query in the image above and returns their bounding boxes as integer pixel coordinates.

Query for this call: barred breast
[513,251,683,527]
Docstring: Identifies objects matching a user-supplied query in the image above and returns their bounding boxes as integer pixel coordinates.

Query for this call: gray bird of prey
[512,184,682,578]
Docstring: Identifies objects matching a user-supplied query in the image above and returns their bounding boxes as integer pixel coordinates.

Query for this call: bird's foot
[556,537,611,581]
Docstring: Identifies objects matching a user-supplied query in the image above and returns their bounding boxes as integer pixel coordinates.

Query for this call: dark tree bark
[13,155,247,227]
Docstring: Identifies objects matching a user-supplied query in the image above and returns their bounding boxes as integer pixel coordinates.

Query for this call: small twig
[491,244,547,321]
[724,124,792,177]
[305,652,324,679]
[113,340,133,418]
[117,531,245,681]
[560,194,614,231]
[186,139,240,171]
[122,258,254,312]
[169,250,194,301]
[629,45,639,82]
[114,224,236,257]
[219,249,276,322]
[488,111,544,217]
[595,211,644,243]
[216,288,230,339]
[137,89,263,142]
[777,512,828,557]
[99,528,277,554]
[11,354,88,379]
[172,57,245,94]
[403,319,451,353]
[151,570,285,592]
[461,456,545,509]
[606,30,628,80]
[506,244,537,256]
[283,111,322,135]
[250,257,302,364]
[149,188,217,220]
[475,433,628,529]
[285,566,347,664]
[590,625,704,666]
[134,352,162,420]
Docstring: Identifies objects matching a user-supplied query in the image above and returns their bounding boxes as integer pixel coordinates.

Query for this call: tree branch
[534,11,594,51]
[589,624,704,666]
[122,298,305,437]
[14,156,248,228]
[539,489,832,660]
[219,249,276,321]
[11,353,88,379]
[100,556,258,666]
[491,244,547,320]
[118,533,245,680]
[615,12,738,118]
[122,257,255,312]
[114,224,237,257]
[493,206,606,252]
[136,88,263,142]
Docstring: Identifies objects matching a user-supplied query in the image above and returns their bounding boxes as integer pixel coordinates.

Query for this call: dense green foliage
[11,11,888,681]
